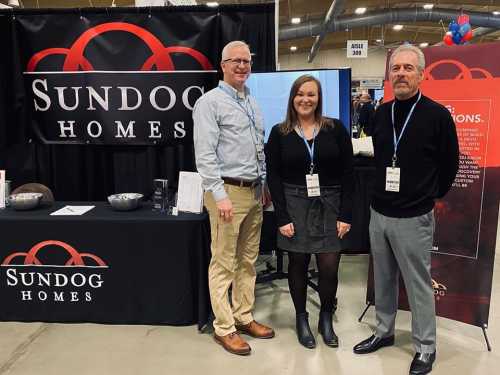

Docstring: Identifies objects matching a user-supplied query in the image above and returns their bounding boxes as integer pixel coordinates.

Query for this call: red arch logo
[424,59,494,81]
[1,240,108,267]
[26,22,214,72]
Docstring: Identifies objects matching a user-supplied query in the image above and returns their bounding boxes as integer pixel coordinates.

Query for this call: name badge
[256,144,265,161]
[385,167,401,192]
[306,174,321,197]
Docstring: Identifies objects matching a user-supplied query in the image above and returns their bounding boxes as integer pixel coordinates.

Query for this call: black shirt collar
[393,91,421,133]
[395,91,421,109]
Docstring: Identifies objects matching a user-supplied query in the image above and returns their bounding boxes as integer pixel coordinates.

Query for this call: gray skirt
[277,183,342,254]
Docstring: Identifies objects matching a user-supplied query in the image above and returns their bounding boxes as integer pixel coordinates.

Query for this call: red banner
[367,42,500,327]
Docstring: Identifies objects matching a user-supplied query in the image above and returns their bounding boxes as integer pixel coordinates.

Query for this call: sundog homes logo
[432,279,447,301]
[24,22,216,144]
[1,240,108,303]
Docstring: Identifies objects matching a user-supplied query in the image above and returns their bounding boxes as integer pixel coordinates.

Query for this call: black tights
[287,252,341,313]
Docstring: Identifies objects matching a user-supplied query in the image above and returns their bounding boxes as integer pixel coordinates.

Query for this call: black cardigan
[265,118,354,227]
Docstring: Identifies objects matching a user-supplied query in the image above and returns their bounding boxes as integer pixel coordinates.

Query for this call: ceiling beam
[280,7,500,41]
[308,0,346,63]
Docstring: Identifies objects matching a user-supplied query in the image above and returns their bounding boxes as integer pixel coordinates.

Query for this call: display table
[0,202,211,329]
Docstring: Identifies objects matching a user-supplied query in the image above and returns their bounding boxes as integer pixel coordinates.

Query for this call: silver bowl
[108,193,144,211]
[8,192,44,210]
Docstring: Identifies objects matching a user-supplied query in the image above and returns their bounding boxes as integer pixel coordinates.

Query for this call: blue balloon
[459,23,471,36]
[449,21,460,33]
[452,32,463,44]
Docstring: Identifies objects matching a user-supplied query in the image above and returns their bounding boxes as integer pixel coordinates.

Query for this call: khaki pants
[205,184,263,336]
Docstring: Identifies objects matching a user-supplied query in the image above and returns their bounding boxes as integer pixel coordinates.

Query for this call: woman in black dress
[265,75,354,349]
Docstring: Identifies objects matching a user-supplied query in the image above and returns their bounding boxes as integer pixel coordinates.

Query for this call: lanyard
[391,91,421,167]
[218,82,264,176]
[218,83,256,129]
[297,125,318,174]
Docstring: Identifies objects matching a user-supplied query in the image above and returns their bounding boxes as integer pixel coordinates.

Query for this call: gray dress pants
[369,207,436,354]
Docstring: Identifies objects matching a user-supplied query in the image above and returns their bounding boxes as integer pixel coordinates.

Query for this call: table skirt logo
[1,240,108,303]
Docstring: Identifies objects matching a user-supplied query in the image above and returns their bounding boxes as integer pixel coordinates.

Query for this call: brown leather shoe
[214,332,251,355]
[236,320,275,339]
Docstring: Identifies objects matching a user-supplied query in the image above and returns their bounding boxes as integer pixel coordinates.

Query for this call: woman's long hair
[279,74,332,135]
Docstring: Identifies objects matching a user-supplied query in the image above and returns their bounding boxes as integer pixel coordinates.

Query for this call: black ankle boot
[318,311,338,347]
[295,312,316,349]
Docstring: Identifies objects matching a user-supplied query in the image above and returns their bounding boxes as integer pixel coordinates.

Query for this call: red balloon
[457,14,470,25]
[463,30,473,41]
[443,34,454,46]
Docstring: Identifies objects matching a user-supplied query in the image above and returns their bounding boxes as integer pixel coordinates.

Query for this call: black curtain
[0,5,275,200]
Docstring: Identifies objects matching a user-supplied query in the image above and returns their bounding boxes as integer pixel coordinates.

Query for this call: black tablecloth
[0,202,211,328]
[341,156,376,253]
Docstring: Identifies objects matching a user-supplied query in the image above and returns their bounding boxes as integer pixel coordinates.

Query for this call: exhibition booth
[0,4,499,351]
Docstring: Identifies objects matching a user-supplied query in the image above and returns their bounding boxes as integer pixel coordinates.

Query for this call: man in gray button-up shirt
[193,79,265,203]
[193,41,274,356]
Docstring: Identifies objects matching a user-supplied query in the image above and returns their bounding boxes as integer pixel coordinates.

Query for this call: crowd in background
[351,93,383,137]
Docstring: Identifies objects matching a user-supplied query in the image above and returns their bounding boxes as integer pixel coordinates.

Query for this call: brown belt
[222,177,259,188]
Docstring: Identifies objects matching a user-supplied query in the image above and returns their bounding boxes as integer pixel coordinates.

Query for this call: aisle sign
[347,40,368,58]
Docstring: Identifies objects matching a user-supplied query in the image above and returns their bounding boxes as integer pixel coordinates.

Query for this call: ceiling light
[375,39,382,43]
[393,24,404,31]
[206,2,219,7]
[355,7,367,15]
[419,42,429,48]
[290,46,298,52]
[291,17,301,24]
[423,4,434,10]
[493,11,500,16]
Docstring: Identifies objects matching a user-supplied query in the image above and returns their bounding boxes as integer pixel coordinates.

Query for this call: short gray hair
[221,41,250,61]
[389,44,426,72]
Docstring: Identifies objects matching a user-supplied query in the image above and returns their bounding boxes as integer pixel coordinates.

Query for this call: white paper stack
[0,170,5,209]
[50,205,95,216]
[352,136,375,157]
[177,171,204,214]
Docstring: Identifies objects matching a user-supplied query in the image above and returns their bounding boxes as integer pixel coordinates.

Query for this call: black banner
[9,8,274,146]
[26,71,217,145]
[0,5,275,200]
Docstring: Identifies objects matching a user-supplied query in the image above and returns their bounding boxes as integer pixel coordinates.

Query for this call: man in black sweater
[353,45,459,375]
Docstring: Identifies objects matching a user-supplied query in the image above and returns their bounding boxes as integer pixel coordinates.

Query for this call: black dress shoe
[296,312,316,349]
[353,334,395,354]
[318,311,338,347]
[409,351,436,375]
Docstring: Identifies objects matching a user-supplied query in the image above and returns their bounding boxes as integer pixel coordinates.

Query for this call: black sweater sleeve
[437,109,459,198]
[265,125,292,227]
[334,120,355,223]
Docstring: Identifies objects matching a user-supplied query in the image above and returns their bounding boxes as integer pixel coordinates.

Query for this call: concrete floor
[1,239,500,374]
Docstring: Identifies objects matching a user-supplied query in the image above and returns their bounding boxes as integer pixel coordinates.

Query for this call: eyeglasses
[222,58,253,67]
